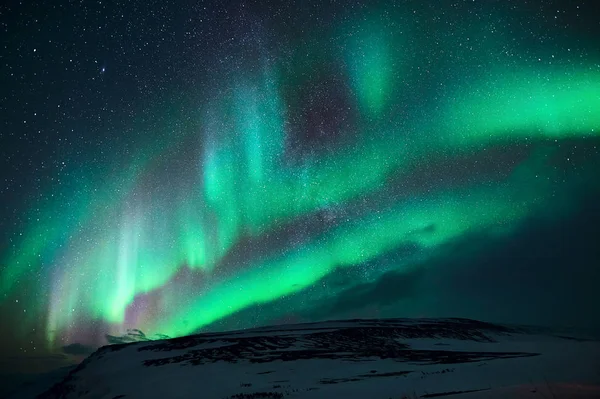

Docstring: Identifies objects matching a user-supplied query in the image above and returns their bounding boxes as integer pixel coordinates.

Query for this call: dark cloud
[417,189,600,331]
[61,343,95,356]
[305,268,426,320]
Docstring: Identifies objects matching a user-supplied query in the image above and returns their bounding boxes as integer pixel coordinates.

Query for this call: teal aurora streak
[1,5,600,348]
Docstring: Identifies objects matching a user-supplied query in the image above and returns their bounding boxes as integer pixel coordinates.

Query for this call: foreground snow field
[34,318,600,398]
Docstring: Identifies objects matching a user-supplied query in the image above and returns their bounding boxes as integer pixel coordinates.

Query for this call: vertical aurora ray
[340,10,402,118]
[176,199,207,270]
[0,124,173,296]
[111,210,142,322]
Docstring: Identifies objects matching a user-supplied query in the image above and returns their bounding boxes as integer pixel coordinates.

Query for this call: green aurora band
[1,5,599,349]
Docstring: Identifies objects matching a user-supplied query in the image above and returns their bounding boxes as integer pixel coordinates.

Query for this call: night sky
[1,0,600,377]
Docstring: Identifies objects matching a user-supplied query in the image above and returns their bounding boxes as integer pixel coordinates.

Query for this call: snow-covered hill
[36,318,600,398]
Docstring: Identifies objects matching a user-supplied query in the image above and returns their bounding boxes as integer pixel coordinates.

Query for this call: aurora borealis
[1,0,600,373]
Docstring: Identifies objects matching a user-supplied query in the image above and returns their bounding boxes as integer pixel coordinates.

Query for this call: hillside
[36,318,600,398]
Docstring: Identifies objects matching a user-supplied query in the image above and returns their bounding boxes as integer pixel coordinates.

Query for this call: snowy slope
[35,318,600,399]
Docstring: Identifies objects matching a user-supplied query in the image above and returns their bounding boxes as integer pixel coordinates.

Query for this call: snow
[21,318,600,399]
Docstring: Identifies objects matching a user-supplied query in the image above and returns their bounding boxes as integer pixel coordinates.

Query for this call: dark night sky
[1,0,599,386]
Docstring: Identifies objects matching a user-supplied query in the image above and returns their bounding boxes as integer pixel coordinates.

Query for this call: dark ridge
[226,393,284,399]
[140,322,535,367]
[420,388,491,397]
[138,317,516,353]
[358,371,413,378]
[319,377,362,384]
